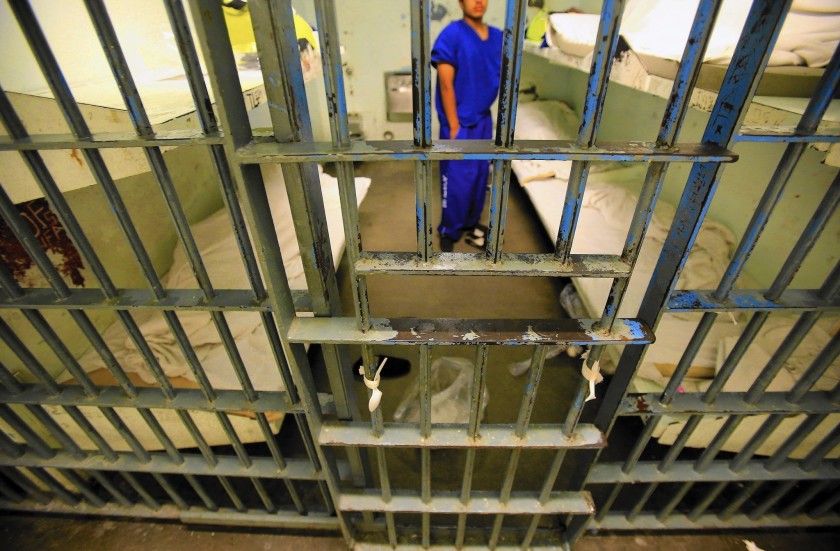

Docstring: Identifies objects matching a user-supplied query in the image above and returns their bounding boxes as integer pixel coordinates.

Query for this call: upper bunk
[523,0,840,164]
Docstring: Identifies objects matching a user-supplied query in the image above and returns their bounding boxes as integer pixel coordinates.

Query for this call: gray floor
[2,161,837,549]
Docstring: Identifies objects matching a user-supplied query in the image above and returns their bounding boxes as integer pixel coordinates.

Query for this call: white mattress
[547,0,840,68]
[513,100,840,457]
[76,165,371,392]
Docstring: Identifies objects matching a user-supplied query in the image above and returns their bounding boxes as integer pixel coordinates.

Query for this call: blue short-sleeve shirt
[431,20,503,128]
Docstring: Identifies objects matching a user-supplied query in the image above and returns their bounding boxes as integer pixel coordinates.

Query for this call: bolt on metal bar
[485,0,528,262]
[778,480,829,519]
[748,479,797,519]
[188,0,343,526]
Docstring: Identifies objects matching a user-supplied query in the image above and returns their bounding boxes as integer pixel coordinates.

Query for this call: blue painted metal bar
[669,289,840,312]
[737,126,840,143]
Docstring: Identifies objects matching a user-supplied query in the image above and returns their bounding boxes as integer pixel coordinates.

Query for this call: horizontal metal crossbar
[0,450,322,479]
[318,423,605,449]
[287,317,654,346]
[592,512,840,530]
[668,289,840,312]
[0,130,226,150]
[0,501,340,529]
[0,386,340,415]
[618,392,838,416]
[355,252,630,277]
[236,139,737,164]
[0,288,312,313]
[337,490,595,515]
[588,461,840,484]
[737,125,840,143]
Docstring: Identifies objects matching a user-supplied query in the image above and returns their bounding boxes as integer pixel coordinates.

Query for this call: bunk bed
[512,99,840,458]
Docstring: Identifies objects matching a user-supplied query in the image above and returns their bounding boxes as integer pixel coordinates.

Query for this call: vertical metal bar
[660,313,718,404]
[0,430,25,458]
[746,312,822,403]
[765,173,840,300]
[26,468,80,505]
[175,410,218,466]
[786,334,840,403]
[411,0,433,259]
[0,467,51,504]
[657,481,693,521]
[218,475,246,512]
[0,404,55,458]
[623,416,661,473]
[250,477,276,513]
[63,469,106,507]
[0,318,60,395]
[136,408,184,464]
[486,0,528,261]
[749,479,797,520]
[215,412,252,468]
[729,414,788,472]
[799,425,840,472]
[151,472,188,510]
[769,413,840,469]
[522,448,568,548]
[88,470,132,507]
[98,407,152,463]
[0,476,25,503]
[702,313,769,401]
[688,481,727,521]
[185,474,218,511]
[594,483,623,522]
[554,0,626,262]
[719,480,762,520]
[808,483,840,518]
[627,482,657,521]
[62,406,118,462]
[694,415,743,472]
[121,472,160,510]
[780,480,829,519]
[419,346,431,548]
[658,416,703,473]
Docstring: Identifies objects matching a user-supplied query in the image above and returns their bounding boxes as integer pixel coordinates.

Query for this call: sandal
[464,223,489,250]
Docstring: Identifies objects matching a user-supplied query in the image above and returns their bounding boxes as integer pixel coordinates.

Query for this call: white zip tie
[580,350,603,402]
[360,357,388,412]
[728,312,739,325]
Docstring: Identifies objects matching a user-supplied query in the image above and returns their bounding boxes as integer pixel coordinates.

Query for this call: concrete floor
[2,161,837,549]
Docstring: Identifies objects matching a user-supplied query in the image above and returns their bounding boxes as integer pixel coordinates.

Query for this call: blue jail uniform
[431,20,503,241]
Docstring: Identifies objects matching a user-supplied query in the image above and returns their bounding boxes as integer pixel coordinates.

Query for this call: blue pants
[438,115,492,241]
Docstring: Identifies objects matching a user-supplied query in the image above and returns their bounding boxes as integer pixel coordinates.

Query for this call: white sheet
[513,100,840,457]
[548,0,840,68]
[77,166,371,391]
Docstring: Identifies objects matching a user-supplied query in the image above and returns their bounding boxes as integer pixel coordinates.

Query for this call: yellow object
[223,4,317,55]
[525,8,548,43]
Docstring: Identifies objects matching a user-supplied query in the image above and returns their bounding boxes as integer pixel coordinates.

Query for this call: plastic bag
[393,357,488,424]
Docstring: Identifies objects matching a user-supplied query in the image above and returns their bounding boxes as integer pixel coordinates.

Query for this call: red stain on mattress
[70,148,84,168]
[0,198,85,286]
